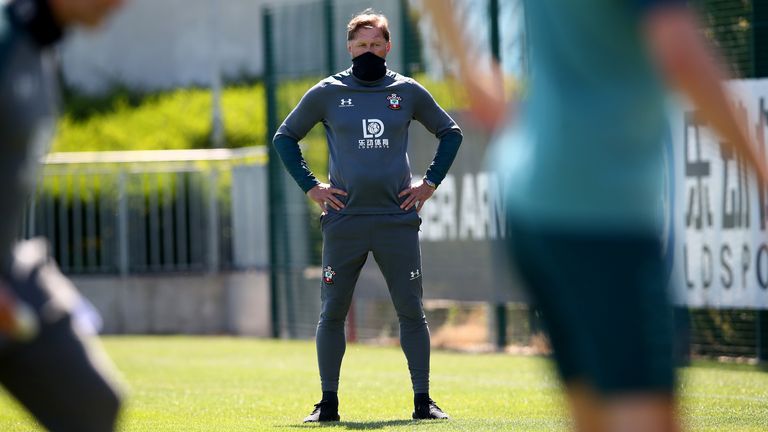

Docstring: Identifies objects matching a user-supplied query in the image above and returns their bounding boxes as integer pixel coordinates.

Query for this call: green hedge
[53,75,462,154]
[53,85,266,152]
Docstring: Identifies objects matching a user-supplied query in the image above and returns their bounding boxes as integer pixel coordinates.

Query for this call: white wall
[58,0,414,94]
[75,271,270,335]
[60,0,270,93]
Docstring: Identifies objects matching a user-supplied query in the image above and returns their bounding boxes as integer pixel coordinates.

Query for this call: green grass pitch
[0,336,767,431]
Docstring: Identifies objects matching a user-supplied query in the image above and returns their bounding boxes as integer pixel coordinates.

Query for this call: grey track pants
[317,211,430,393]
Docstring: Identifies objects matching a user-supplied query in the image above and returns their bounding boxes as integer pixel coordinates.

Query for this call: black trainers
[303,401,340,423]
[412,398,449,420]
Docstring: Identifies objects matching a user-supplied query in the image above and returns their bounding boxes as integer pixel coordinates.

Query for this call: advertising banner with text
[669,79,768,309]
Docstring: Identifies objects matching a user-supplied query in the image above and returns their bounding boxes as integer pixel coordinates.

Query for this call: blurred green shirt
[495,0,672,232]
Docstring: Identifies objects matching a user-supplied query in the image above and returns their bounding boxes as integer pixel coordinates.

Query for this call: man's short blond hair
[346,8,390,41]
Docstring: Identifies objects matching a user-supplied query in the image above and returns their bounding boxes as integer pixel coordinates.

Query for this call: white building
[60,0,268,93]
[59,0,412,94]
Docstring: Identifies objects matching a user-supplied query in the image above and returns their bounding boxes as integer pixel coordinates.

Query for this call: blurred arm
[420,0,507,130]
[49,0,125,28]
[643,5,768,183]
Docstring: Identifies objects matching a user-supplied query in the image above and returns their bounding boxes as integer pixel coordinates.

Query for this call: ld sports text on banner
[671,79,768,309]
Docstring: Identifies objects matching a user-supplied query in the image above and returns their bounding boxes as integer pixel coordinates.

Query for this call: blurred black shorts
[506,217,676,395]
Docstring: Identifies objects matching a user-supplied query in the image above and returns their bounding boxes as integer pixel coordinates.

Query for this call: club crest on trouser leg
[387,93,402,110]
[323,266,336,285]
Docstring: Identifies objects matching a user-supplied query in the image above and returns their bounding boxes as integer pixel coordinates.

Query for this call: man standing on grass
[0,0,125,430]
[273,8,462,423]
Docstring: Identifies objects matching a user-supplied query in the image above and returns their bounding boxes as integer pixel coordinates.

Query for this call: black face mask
[351,52,387,81]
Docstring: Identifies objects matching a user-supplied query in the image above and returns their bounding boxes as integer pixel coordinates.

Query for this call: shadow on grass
[288,419,449,429]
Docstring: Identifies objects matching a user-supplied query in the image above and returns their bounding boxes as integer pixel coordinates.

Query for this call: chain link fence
[24,148,268,275]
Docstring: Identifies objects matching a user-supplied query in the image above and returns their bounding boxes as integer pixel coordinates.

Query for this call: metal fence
[263,0,328,339]
[692,0,768,79]
[24,148,268,275]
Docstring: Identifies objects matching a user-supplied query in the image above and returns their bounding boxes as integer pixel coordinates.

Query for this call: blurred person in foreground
[273,8,462,423]
[423,0,768,431]
[0,0,125,430]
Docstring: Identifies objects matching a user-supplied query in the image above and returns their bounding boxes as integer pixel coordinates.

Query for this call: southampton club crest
[323,266,336,285]
[387,93,402,110]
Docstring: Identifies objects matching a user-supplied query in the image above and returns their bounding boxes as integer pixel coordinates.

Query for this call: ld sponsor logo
[358,119,389,149]
[362,119,384,138]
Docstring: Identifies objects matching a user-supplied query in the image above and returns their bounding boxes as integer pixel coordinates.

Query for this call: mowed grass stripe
[0,337,766,431]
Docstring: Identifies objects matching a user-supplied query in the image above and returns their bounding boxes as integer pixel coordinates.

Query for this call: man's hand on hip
[308,183,348,212]
[399,179,435,212]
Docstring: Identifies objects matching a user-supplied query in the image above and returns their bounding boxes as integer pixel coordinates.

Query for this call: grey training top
[0,5,59,274]
[274,68,462,215]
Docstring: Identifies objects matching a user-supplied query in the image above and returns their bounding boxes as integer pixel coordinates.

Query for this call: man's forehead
[350,27,387,41]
